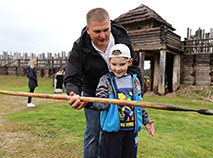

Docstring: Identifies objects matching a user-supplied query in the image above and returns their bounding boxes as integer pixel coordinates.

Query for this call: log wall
[0,51,67,77]
[128,27,162,51]
[127,25,182,52]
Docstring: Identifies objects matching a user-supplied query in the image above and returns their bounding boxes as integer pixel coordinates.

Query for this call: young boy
[87,43,155,158]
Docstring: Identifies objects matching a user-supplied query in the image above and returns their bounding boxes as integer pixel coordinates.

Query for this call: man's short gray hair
[86,8,110,27]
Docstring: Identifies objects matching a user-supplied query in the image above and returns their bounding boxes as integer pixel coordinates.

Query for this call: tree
[144,69,150,78]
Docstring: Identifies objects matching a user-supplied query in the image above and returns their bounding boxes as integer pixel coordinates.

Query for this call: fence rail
[182,28,213,86]
[0,51,68,77]
[184,28,213,54]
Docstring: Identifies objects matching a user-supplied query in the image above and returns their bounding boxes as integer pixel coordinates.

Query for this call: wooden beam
[139,49,145,94]
[158,49,166,95]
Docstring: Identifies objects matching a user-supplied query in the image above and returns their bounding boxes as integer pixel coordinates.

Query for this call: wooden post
[52,57,54,70]
[60,57,62,68]
[149,58,154,91]
[210,54,213,86]
[16,59,21,76]
[139,49,145,94]
[158,48,166,95]
[173,54,180,91]
[153,56,159,93]
[192,54,196,85]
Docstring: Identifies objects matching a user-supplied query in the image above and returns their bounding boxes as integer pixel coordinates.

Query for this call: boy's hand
[145,120,155,136]
[68,92,87,110]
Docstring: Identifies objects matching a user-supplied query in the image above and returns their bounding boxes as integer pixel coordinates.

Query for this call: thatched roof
[114,4,175,31]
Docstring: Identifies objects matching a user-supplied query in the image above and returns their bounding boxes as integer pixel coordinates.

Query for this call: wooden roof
[114,4,175,31]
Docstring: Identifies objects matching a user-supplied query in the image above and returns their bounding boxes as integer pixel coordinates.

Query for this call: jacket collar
[77,20,129,55]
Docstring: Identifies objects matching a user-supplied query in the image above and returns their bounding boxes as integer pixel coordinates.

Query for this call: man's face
[86,19,111,50]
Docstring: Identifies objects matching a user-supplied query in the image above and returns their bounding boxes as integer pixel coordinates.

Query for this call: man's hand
[68,92,87,110]
[145,120,155,136]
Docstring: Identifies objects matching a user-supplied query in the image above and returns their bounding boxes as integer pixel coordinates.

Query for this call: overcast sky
[0,0,213,54]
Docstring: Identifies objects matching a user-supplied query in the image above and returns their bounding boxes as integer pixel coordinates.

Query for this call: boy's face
[109,57,133,78]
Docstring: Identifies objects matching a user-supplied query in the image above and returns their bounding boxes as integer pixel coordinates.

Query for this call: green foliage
[144,69,150,78]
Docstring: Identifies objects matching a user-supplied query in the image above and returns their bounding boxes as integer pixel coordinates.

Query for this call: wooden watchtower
[115,4,183,95]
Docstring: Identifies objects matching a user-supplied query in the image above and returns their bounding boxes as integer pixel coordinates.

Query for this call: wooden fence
[184,28,213,54]
[0,51,68,77]
[182,28,213,85]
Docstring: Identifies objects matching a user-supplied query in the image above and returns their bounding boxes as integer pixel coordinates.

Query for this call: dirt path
[0,95,65,158]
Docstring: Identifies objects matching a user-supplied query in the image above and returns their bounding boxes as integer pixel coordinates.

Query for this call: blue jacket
[27,66,38,89]
[90,72,150,134]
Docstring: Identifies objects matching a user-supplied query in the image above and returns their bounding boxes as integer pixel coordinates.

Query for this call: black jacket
[64,20,142,97]
[27,66,38,89]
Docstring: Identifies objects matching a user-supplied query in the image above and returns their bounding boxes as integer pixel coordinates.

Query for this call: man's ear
[86,26,90,34]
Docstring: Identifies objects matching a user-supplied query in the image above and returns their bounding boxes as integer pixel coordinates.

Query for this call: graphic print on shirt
[117,89,135,131]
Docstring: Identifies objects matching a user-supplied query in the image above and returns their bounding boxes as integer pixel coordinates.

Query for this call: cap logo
[112,50,121,56]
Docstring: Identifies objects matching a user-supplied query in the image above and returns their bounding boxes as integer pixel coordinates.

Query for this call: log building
[115,4,183,95]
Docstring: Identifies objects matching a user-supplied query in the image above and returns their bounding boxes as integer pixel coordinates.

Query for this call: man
[64,8,155,158]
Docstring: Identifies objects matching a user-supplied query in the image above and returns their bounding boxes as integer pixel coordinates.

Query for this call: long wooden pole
[0,90,212,115]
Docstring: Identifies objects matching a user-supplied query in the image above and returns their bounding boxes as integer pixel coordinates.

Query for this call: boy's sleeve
[85,75,110,110]
[142,108,151,125]
[135,76,151,125]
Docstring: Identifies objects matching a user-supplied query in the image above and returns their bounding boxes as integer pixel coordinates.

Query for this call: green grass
[0,75,54,93]
[6,102,86,138]
[0,75,213,158]
[138,95,213,158]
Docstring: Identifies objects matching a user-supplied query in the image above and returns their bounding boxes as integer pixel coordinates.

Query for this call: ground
[1,86,212,157]
[145,85,213,102]
[0,95,63,158]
